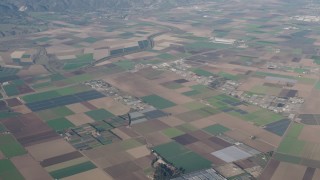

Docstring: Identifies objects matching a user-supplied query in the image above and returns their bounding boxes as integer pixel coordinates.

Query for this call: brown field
[18,65,49,77]
[12,105,32,114]
[111,128,131,140]
[2,113,60,146]
[271,162,306,180]
[26,138,75,161]
[80,101,97,110]
[126,145,150,159]
[5,98,22,107]
[66,103,91,113]
[41,151,83,167]
[132,120,169,135]
[312,168,320,180]
[62,168,114,180]
[159,116,185,127]
[145,132,172,146]
[104,161,141,179]
[89,97,130,116]
[299,126,320,143]
[300,89,320,114]
[259,159,280,180]
[190,116,217,129]
[84,144,134,169]
[66,113,95,126]
[238,77,264,91]
[11,154,52,180]
[215,163,245,178]
[103,72,193,105]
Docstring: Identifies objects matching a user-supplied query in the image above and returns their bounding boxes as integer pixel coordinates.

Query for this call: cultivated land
[1,0,320,179]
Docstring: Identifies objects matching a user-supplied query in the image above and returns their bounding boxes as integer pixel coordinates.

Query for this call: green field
[192,68,214,77]
[157,53,176,60]
[183,101,207,110]
[228,109,283,126]
[162,82,183,89]
[0,135,27,158]
[218,72,239,80]
[114,60,136,70]
[120,139,143,150]
[0,111,20,119]
[315,81,320,90]
[22,85,91,103]
[0,159,24,180]
[167,152,212,173]
[37,106,74,121]
[250,85,282,95]
[47,117,75,131]
[83,37,98,43]
[142,94,176,109]
[152,142,211,173]
[0,123,6,133]
[49,161,96,179]
[63,54,94,70]
[85,109,115,121]
[162,128,185,138]
[182,90,201,96]
[311,55,320,65]
[203,124,230,135]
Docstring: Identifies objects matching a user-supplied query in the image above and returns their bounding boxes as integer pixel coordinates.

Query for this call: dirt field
[66,113,95,126]
[271,162,306,180]
[300,89,320,114]
[26,138,75,161]
[12,105,32,114]
[126,145,150,159]
[62,168,114,180]
[2,113,60,146]
[89,97,130,116]
[103,72,193,105]
[111,128,131,140]
[11,154,52,180]
[159,116,185,127]
[190,115,217,129]
[299,126,320,143]
[66,103,91,113]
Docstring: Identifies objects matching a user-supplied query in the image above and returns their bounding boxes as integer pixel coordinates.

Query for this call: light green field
[203,124,230,135]
[162,128,185,138]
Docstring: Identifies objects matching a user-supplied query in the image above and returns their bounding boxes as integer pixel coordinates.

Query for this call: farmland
[1,0,320,179]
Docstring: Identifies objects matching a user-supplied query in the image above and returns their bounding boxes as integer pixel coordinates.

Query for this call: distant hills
[0,0,212,14]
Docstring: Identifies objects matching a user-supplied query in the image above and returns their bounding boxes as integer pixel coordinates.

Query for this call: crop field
[152,141,212,173]
[85,109,115,121]
[142,94,176,109]
[0,135,27,158]
[22,85,91,103]
[162,127,185,138]
[0,159,24,180]
[46,117,75,131]
[203,124,230,136]
[228,109,283,126]
[37,106,75,121]
[49,161,96,179]
[275,123,306,163]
